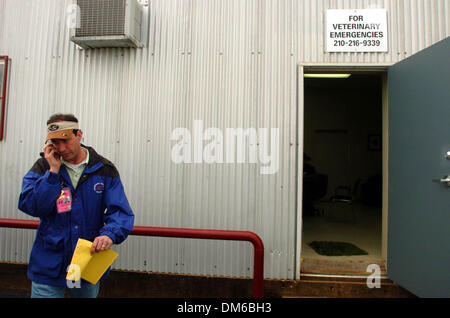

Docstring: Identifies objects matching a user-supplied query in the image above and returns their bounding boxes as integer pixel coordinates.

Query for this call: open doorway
[301,71,385,275]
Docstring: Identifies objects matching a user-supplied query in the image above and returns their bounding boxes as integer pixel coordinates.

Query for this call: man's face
[51,130,82,162]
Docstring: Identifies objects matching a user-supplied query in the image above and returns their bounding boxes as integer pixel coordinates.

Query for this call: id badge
[56,188,72,213]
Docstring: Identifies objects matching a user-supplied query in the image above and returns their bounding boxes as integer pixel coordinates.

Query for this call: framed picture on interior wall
[368,134,381,151]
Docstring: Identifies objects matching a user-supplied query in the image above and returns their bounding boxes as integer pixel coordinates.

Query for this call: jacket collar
[82,144,115,173]
[59,145,110,189]
[81,144,102,173]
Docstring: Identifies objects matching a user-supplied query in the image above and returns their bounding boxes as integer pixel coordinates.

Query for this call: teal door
[388,37,450,298]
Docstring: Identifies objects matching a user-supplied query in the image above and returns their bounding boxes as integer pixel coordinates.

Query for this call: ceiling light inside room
[304,73,351,78]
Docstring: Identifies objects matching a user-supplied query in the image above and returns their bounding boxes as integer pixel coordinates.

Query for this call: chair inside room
[329,178,361,223]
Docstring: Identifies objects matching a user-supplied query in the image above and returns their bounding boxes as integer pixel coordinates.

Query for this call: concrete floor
[301,201,385,274]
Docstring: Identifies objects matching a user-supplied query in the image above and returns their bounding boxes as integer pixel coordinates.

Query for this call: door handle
[432,175,450,187]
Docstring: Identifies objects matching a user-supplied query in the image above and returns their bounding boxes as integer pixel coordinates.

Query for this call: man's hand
[91,235,113,254]
[44,143,61,174]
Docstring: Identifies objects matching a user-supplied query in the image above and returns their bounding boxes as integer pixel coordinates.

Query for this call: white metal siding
[0,0,448,280]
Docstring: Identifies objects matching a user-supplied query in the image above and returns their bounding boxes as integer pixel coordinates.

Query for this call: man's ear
[76,129,83,140]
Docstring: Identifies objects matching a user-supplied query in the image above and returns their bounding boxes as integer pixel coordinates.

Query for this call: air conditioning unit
[70,0,145,49]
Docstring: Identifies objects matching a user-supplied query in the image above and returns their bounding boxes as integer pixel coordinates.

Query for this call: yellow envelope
[66,238,118,285]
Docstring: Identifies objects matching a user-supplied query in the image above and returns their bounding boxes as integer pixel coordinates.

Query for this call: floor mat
[308,241,369,256]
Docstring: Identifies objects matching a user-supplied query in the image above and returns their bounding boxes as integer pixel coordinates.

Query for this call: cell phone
[53,150,61,159]
[41,140,61,159]
[51,145,61,159]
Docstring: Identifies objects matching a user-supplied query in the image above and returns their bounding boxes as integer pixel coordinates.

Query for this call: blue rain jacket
[18,145,134,287]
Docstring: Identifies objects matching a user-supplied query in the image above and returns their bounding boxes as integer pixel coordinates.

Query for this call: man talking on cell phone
[18,113,134,298]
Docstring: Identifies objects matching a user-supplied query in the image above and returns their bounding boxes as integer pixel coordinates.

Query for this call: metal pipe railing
[0,218,264,298]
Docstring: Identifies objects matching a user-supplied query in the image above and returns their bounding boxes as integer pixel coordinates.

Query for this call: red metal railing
[0,218,264,298]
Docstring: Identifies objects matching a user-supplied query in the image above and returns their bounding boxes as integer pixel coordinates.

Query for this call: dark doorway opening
[301,73,384,275]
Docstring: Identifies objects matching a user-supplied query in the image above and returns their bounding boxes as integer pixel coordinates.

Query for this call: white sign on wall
[325,9,388,53]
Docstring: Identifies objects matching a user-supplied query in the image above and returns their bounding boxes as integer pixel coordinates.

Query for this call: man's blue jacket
[18,145,134,287]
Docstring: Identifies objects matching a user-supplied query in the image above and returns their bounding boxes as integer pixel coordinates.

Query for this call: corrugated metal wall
[0,0,448,280]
